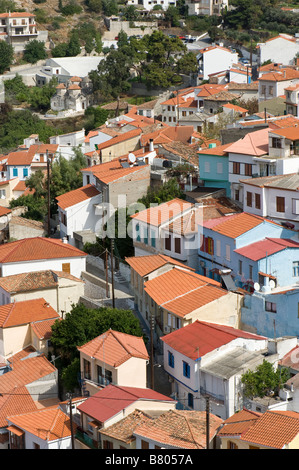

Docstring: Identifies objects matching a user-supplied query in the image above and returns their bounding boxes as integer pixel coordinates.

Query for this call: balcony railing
[75,429,100,449]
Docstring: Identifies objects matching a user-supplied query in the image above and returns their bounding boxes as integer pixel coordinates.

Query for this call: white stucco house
[161,320,281,420]
[257,34,299,66]
[197,45,239,81]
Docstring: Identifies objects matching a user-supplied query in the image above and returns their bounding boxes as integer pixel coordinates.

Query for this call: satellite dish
[128,153,136,163]
[269,280,275,289]
[254,282,260,291]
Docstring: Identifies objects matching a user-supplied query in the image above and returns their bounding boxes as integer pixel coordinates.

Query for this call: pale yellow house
[77,329,149,396]
[0,270,85,316]
[218,408,299,449]
[0,298,60,359]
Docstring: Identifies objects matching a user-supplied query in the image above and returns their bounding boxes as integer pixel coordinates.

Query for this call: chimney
[62,237,68,244]
[149,139,154,152]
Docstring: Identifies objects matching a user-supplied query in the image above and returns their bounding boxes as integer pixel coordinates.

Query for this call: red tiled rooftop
[125,254,193,277]
[0,298,59,328]
[56,184,101,210]
[77,329,149,367]
[81,156,149,185]
[225,128,269,156]
[131,198,193,226]
[161,320,265,359]
[202,212,271,239]
[234,237,299,261]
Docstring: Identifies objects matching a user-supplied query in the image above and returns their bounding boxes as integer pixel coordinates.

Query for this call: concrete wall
[103,18,158,41]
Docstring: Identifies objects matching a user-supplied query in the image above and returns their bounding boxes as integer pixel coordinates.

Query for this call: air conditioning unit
[164,325,171,333]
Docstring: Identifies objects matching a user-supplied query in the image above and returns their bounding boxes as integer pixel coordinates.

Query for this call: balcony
[75,428,100,449]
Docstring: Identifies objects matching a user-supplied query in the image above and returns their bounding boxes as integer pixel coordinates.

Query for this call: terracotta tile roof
[56,184,101,210]
[161,320,265,359]
[0,269,82,294]
[259,69,299,81]
[125,254,193,277]
[270,126,299,141]
[0,237,86,263]
[77,329,149,367]
[234,237,299,261]
[134,410,223,449]
[30,317,59,340]
[8,406,76,442]
[144,267,221,306]
[198,143,231,156]
[240,410,299,448]
[0,298,59,328]
[101,100,128,110]
[70,76,82,82]
[68,84,81,90]
[0,385,38,428]
[131,198,193,226]
[0,347,57,395]
[223,103,248,112]
[268,115,299,129]
[5,150,34,166]
[56,83,66,89]
[227,81,259,91]
[202,212,274,239]
[85,128,142,153]
[0,12,35,17]
[0,206,11,216]
[199,45,232,54]
[159,141,199,166]
[225,128,270,156]
[81,157,149,185]
[141,126,194,147]
[217,408,262,437]
[99,409,153,444]
[77,384,174,424]
[265,35,296,44]
[204,91,240,102]
[196,84,228,97]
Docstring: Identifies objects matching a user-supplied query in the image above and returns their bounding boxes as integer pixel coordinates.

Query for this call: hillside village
[2,0,299,453]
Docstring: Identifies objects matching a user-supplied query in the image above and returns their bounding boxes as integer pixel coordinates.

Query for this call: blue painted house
[198,143,231,196]
[242,286,299,338]
[198,212,297,289]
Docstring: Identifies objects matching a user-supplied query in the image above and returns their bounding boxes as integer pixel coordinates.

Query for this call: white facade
[58,193,103,247]
[0,256,86,280]
[259,76,299,103]
[50,129,86,160]
[198,46,239,81]
[185,0,228,16]
[127,0,176,10]
[257,35,299,66]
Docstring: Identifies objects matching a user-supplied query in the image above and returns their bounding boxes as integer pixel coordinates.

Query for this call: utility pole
[150,312,154,390]
[206,395,210,449]
[68,393,75,450]
[105,248,109,298]
[110,239,115,308]
[46,150,51,237]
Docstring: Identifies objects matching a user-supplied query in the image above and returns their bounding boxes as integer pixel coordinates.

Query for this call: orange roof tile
[0,12,35,17]
[56,184,101,210]
[81,157,149,185]
[77,329,148,367]
[223,103,248,113]
[70,76,82,82]
[131,198,193,226]
[144,267,221,306]
[68,84,81,90]
[259,69,299,81]
[134,410,223,449]
[0,385,38,428]
[198,143,231,156]
[0,237,87,263]
[0,298,59,328]
[217,408,262,437]
[203,212,272,239]
[100,409,152,444]
[31,317,60,340]
[8,406,76,442]
[240,410,299,448]
[225,128,269,156]
[270,126,299,141]
[125,254,193,277]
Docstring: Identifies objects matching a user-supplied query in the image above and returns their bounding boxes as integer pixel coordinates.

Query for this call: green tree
[164,5,180,27]
[0,0,16,12]
[0,41,13,74]
[51,42,68,58]
[28,77,58,111]
[9,193,48,221]
[51,303,144,361]
[23,39,47,64]
[67,34,81,57]
[122,5,140,21]
[241,360,290,399]
[85,0,102,12]
[101,0,118,15]
[138,178,184,208]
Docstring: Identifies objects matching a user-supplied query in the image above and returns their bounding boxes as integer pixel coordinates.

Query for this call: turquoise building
[198,143,231,196]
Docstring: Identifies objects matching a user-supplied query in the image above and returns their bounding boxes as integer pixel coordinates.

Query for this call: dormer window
[272,137,282,148]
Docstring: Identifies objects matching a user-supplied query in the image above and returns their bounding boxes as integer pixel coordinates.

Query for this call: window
[174,237,181,254]
[83,359,91,380]
[292,199,299,215]
[168,351,174,368]
[97,366,112,385]
[176,317,181,329]
[238,260,242,275]
[0,189,5,199]
[217,162,223,174]
[172,106,175,111]
[255,193,261,210]
[165,233,171,251]
[62,263,70,274]
[13,168,18,177]
[167,106,171,111]
[249,265,253,279]
[23,168,28,178]
[141,440,149,449]
[103,441,114,449]
[151,230,156,248]
[169,116,172,122]
[201,236,214,255]
[246,191,252,207]
[265,301,277,313]
[204,161,210,173]
[33,442,40,449]
[276,196,285,213]
[244,164,252,176]
[216,239,221,257]
[272,137,282,149]
[183,361,190,378]
[225,244,230,261]
[269,86,274,96]
[235,189,239,201]
[182,111,186,117]
[233,162,240,174]
[228,441,238,449]
[293,261,299,277]
[261,85,266,95]
[143,228,148,244]
[188,393,194,409]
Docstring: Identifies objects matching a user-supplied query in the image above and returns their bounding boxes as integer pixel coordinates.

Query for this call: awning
[7,425,24,436]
